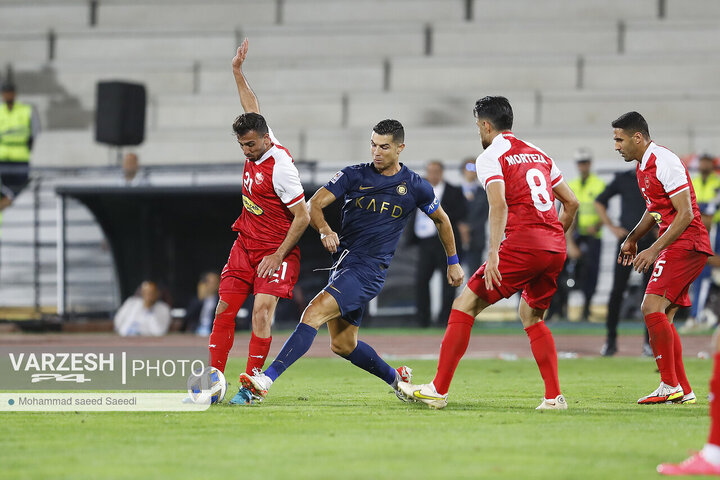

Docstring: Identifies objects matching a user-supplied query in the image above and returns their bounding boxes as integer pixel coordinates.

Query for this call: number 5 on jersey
[650,259,666,283]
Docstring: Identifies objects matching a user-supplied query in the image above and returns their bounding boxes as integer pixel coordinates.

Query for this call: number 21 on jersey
[525,168,553,212]
[244,172,253,195]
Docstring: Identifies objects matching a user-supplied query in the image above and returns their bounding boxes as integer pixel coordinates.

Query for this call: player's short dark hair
[372,119,404,144]
[233,112,269,137]
[473,96,513,131]
[611,111,650,138]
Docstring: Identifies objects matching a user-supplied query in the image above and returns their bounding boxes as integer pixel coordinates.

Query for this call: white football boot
[536,394,568,410]
[682,391,697,404]
[398,382,448,409]
[637,382,683,404]
[238,371,273,400]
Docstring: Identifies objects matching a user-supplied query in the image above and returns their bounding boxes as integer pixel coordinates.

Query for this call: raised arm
[307,187,340,253]
[428,207,465,287]
[231,38,260,114]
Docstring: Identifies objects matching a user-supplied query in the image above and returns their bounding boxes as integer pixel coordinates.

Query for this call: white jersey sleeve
[272,159,305,207]
[655,149,689,197]
[549,158,564,188]
[475,135,511,189]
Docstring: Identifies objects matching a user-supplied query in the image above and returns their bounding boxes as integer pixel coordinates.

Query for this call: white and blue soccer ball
[187,366,227,405]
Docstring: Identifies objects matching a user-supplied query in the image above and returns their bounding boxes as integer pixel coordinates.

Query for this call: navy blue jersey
[323,163,439,266]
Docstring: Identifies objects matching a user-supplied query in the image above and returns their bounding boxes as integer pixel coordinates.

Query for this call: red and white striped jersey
[475,131,566,253]
[232,129,305,248]
[636,142,712,255]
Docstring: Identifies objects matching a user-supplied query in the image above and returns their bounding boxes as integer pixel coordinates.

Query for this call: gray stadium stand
[2,0,720,316]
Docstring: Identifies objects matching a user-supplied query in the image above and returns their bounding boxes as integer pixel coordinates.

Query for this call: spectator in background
[114,280,171,336]
[0,80,39,203]
[595,169,654,356]
[121,152,149,186]
[411,160,467,327]
[458,157,489,275]
[183,272,220,336]
[566,148,606,321]
[684,153,720,330]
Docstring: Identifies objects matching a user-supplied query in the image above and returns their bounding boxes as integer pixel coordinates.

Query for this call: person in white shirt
[114,280,171,336]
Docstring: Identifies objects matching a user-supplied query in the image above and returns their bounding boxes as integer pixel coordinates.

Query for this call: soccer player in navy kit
[234,119,465,404]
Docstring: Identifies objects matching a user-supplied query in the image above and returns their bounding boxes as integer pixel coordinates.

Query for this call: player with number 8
[398,96,579,410]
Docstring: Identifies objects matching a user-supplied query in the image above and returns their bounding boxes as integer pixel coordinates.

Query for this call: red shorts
[645,247,709,307]
[467,246,566,310]
[219,235,300,299]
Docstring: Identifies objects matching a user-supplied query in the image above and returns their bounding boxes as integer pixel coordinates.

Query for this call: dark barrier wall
[56,185,341,309]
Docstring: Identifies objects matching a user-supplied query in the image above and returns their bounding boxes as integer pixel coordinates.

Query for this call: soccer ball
[187,367,227,405]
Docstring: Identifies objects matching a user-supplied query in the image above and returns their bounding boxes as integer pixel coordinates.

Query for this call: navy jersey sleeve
[416,178,440,215]
[323,166,356,199]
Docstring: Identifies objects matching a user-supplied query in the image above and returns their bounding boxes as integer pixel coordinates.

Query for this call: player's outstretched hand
[447,263,464,287]
[618,238,637,266]
[257,252,283,279]
[632,247,659,274]
[320,231,340,253]
[232,38,249,73]
[483,251,502,291]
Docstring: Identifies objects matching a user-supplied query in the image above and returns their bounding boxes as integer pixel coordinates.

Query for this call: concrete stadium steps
[471,0,657,21]
[433,21,620,56]
[96,0,274,29]
[0,1,89,31]
[53,29,238,62]
[239,24,426,59]
[150,93,345,130]
[391,55,579,91]
[281,0,466,24]
[16,60,197,98]
[666,0,720,19]
[538,90,720,129]
[0,32,49,63]
[625,21,720,54]
[583,53,720,90]
[198,58,386,95]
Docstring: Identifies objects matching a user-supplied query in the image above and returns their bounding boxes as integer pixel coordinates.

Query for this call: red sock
[432,309,475,395]
[246,332,272,375]
[525,321,561,399]
[671,324,692,394]
[645,312,678,386]
[709,353,720,446]
[208,292,246,373]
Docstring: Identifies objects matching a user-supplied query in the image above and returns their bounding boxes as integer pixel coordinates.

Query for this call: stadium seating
[282,0,466,24]
[433,22,619,56]
[4,0,720,315]
[198,59,386,95]
[96,1,275,29]
[471,0,657,20]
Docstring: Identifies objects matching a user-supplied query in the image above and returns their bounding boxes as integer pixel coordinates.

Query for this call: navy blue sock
[264,323,317,381]
[344,341,397,385]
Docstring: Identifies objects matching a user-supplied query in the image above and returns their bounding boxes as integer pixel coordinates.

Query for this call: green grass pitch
[1,356,713,480]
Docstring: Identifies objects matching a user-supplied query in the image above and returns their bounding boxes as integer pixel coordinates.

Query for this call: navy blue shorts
[323,260,386,326]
